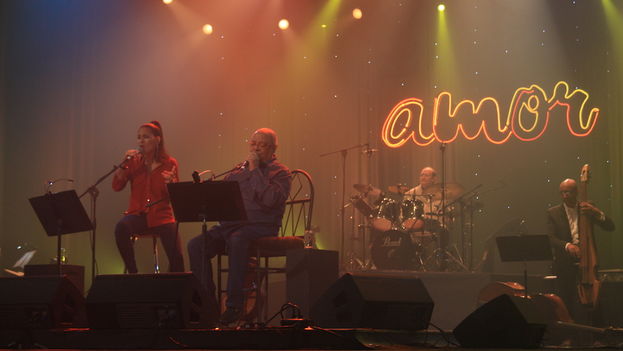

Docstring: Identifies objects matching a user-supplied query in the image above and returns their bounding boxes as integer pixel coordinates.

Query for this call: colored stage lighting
[162,0,173,4]
[278,19,290,30]
[202,24,213,35]
[437,4,446,12]
[352,8,363,19]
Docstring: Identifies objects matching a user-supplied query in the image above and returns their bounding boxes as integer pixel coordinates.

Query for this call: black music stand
[167,181,246,293]
[167,181,247,224]
[29,190,93,277]
[496,235,552,297]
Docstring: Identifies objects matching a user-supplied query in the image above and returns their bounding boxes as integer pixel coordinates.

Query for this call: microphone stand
[210,165,242,180]
[79,158,130,283]
[320,143,369,269]
[438,142,447,271]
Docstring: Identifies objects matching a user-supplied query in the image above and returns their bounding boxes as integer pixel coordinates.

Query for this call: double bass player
[547,177,615,321]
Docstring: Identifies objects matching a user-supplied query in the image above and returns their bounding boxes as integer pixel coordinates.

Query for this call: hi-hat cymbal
[387,184,410,194]
[423,183,464,199]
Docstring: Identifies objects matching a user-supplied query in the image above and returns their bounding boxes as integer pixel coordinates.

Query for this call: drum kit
[350,182,468,271]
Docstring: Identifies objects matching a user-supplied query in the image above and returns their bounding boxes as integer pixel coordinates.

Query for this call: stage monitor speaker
[310,273,434,330]
[24,264,85,295]
[86,273,213,329]
[453,294,547,348]
[0,276,86,329]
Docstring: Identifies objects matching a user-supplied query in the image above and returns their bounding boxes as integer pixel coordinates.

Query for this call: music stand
[29,190,93,277]
[496,235,552,297]
[167,181,247,224]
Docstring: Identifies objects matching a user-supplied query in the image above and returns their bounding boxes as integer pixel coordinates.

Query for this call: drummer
[404,167,441,219]
[404,167,452,266]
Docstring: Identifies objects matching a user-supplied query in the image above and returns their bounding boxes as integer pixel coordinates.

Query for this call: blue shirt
[224,156,291,227]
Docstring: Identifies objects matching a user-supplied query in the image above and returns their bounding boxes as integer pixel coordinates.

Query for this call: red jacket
[112,155,179,228]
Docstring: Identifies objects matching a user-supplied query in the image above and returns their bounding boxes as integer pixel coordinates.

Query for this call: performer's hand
[161,165,176,183]
[116,149,140,174]
[579,201,603,219]
[566,243,581,259]
[125,149,141,159]
[247,152,260,171]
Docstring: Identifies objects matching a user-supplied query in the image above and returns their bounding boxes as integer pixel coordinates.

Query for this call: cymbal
[353,184,382,196]
[353,184,371,193]
[423,183,464,199]
[387,184,410,194]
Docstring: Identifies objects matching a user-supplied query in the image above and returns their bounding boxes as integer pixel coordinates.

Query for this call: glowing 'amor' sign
[381,81,599,147]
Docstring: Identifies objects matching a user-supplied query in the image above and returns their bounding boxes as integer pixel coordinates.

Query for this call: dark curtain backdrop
[1,0,621,288]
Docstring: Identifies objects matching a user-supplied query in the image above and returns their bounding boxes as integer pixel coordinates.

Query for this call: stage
[2,325,623,350]
[3,269,623,350]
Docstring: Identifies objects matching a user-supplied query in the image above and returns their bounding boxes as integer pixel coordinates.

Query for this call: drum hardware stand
[357,223,373,269]
[320,143,374,269]
[342,200,367,271]
[445,184,482,271]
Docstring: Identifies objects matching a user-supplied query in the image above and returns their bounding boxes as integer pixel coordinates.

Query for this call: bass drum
[371,230,413,270]
[370,198,398,232]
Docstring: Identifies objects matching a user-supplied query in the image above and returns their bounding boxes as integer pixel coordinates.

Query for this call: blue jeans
[114,214,184,273]
[187,224,277,309]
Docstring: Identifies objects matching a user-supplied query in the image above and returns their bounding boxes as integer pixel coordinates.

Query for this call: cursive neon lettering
[382,81,599,147]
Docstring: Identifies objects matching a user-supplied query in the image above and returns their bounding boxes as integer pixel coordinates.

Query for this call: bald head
[419,167,437,189]
[559,178,578,207]
[253,128,278,148]
[249,128,278,163]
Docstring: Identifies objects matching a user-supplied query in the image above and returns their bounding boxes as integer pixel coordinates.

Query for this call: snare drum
[371,230,413,270]
[370,198,398,231]
[401,199,424,231]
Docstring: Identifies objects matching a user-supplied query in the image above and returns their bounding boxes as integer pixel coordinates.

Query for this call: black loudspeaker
[24,264,85,295]
[310,273,434,330]
[286,249,339,318]
[597,281,623,327]
[86,273,213,329]
[453,294,547,348]
[0,276,86,329]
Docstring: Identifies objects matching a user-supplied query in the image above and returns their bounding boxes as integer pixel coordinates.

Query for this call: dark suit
[547,204,615,318]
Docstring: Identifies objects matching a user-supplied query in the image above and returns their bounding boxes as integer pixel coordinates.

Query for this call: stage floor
[1,326,623,350]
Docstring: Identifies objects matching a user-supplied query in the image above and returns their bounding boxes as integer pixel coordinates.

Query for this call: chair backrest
[280,169,314,237]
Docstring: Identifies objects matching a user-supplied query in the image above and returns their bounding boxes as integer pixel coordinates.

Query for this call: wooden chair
[217,169,315,322]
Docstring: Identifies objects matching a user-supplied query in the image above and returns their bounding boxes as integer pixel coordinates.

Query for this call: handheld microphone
[125,148,142,160]
[192,171,201,184]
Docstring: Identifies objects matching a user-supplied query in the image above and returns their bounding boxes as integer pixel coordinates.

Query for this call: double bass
[577,164,600,307]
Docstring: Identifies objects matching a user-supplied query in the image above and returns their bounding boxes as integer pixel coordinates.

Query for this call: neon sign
[381,81,600,147]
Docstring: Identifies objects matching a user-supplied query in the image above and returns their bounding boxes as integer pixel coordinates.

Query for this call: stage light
[278,19,290,30]
[202,24,213,35]
[437,4,446,12]
[162,0,173,4]
[352,8,363,19]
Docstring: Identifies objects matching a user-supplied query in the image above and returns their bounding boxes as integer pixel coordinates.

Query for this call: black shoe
[219,307,242,326]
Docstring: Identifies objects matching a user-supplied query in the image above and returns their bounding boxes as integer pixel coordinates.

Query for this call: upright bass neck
[577,163,600,307]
